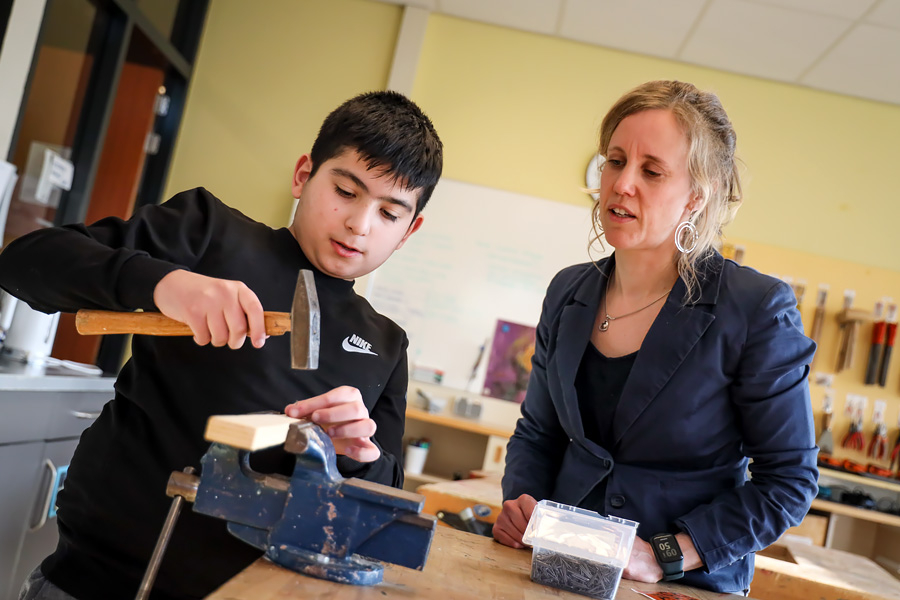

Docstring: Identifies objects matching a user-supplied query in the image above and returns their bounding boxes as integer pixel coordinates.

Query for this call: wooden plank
[812,498,900,528]
[406,406,513,438]
[207,526,754,599]
[203,414,299,451]
[754,541,900,600]
[405,472,450,486]
[819,467,900,494]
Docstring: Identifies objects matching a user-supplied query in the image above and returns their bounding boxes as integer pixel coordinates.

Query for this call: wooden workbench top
[207,526,752,600]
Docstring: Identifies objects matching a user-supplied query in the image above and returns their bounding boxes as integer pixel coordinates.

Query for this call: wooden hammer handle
[75,310,291,336]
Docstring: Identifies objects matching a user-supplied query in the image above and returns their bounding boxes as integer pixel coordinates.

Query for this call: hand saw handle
[75,310,291,336]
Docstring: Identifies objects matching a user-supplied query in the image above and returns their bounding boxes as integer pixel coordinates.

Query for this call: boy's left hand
[284,386,380,463]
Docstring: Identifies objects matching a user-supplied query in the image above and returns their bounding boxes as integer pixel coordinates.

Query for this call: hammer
[74,269,320,369]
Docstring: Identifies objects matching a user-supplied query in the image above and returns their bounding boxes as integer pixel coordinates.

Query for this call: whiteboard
[368,179,609,391]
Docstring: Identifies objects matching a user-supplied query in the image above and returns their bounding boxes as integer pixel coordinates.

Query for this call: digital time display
[656,540,679,560]
[652,535,682,562]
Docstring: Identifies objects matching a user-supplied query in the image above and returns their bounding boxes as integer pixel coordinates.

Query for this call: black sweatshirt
[0,188,409,599]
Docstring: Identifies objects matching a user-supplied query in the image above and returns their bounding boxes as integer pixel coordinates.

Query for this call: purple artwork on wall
[482,319,536,404]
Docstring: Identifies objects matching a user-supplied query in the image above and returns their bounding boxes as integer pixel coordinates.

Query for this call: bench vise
[163,420,436,586]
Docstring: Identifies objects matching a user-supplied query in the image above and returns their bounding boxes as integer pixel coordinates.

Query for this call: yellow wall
[163,0,404,226]
[413,15,900,273]
[733,237,900,470]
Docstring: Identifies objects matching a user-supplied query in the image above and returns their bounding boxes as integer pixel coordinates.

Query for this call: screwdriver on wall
[808,284,828,370]
[864,300,885,385]
[879,302,897,388]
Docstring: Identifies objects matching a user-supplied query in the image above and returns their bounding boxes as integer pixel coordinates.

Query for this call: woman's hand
[623,532,702,583]
[623,537,664,583]
[492,493,538,548]
[153,270,267,349]
[285,386,380,463]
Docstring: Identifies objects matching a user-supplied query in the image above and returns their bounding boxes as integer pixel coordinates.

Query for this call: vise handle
[135,467,199,600]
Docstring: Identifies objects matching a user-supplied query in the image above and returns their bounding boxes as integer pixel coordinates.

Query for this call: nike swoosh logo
[342,336,378,356]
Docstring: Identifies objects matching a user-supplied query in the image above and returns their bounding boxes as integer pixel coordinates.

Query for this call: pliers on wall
[890,432,900,473]
[841,417,865,451]
[868,422,888,461]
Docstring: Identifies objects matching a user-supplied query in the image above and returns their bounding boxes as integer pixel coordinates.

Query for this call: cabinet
[9,438,81,595]
[401,382,519,492]
[0,442,44,597]
[0,363,113,599]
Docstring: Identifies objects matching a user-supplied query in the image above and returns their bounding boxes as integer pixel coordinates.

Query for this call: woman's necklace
[599,273,671,332]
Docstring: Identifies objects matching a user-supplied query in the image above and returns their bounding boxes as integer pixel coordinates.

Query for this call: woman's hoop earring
[675,218,699,253]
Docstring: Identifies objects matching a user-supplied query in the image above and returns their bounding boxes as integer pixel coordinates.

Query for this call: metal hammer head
[291,270,320,370]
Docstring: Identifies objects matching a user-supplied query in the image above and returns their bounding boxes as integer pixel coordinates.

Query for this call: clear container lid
[522,500,639,567]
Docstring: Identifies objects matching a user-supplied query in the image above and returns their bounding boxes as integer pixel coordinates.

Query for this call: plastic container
[522,500,639,600]
[403,444,429,475]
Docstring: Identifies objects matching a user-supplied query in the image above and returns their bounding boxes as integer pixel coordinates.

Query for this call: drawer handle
[71,410,101,420]
[30,460,68,531]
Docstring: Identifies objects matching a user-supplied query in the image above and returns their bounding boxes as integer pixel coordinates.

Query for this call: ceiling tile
[366,0,900,105]
[740,0,877,20]
[866,0,900,30]
[438,0,563,36]
[559,0,707,57]
[802,24,900,104]
[680,0,851,81]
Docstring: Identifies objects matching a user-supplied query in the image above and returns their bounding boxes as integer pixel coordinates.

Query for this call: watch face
[651,534,683,563]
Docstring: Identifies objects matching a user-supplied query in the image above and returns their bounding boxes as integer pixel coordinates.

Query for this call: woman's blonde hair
[590,80,743,302]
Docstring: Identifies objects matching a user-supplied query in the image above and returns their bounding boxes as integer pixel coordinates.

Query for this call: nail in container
[522,500,638,600]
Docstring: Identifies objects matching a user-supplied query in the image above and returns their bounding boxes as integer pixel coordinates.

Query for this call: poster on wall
[482,319,536,403]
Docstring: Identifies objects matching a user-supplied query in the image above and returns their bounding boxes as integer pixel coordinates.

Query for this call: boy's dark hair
[310,91,443,216]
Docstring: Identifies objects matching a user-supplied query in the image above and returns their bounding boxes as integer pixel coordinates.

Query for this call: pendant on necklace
[599,318,610,332]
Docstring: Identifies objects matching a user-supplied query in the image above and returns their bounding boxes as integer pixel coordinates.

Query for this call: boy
[0,91,442,599]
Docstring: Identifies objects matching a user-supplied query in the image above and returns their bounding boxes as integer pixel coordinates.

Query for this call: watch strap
[660,562,684,581]
[651,533,684,581]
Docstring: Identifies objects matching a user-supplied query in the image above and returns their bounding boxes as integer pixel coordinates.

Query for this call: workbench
[207,526,754,599]
[416,478,900,600]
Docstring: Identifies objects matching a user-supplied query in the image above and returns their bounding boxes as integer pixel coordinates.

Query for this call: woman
[493,80,817,595]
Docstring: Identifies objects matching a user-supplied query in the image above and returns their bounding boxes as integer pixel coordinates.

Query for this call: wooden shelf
[404,471,450,485]
[405,406,513,438]
[818,467,900,494]
[811,498,900,528]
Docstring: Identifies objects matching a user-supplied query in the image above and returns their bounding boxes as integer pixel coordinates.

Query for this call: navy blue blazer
[502,252,818,594]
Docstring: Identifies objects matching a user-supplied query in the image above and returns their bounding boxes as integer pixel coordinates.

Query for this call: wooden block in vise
[204,414,300,451]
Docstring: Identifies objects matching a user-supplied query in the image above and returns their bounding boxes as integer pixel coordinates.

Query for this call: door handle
[30,459,68,531]
[71,410,101,420]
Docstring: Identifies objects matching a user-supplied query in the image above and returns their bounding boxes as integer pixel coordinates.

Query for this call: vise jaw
[185,419,436,585]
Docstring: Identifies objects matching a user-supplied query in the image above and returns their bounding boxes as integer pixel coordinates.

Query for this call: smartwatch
[650,533,684,581]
